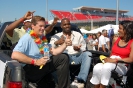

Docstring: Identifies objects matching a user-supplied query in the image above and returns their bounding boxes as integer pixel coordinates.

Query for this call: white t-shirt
[98,35,106,47]
[105,37,110,49]
[105,37,110,42]
[92,39,98,51]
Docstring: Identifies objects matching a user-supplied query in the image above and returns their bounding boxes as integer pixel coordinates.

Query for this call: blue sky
[0,0,133,22]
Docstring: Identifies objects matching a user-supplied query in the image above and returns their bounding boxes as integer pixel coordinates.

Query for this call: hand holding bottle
[40,43,50,69]
[34,57,48,66]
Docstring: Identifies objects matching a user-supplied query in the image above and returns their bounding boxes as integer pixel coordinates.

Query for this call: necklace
[27,29,48,55]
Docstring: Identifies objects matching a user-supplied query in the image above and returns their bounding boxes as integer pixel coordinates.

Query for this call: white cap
[24,19,32,23]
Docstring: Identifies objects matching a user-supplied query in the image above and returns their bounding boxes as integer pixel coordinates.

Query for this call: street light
[116,0,119,25]
[87,11,93,30]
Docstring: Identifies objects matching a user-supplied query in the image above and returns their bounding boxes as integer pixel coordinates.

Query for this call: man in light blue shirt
[12,15,72,88]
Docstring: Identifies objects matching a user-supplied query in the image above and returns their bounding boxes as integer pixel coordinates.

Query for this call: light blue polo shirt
[13,33,43,66]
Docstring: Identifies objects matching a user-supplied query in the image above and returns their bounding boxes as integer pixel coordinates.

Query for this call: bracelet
[31,59,35,65]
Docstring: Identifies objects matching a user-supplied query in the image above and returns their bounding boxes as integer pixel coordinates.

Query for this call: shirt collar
[62,31,75,40]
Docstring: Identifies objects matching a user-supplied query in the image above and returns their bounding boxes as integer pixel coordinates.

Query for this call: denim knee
[82,52,92,61]
[83,51,92,57]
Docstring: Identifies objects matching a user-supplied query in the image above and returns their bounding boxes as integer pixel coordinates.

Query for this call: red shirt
[111,37,133,59]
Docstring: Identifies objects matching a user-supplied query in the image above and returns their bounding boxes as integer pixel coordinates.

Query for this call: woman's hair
[31,16,45,25]
[97,31,101,36]
[92,34,97,39]
[119,20,133,42]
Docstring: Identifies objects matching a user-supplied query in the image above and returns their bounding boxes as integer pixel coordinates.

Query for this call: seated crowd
[5,11,133,88]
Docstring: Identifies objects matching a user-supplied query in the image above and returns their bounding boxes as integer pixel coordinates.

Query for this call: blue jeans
[69,51,92,82]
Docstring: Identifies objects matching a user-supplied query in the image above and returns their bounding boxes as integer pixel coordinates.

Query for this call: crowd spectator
[104,30,110,52]
[108,27,115,50]
[98,30,108,52]
[97,31,101,39]
[90,34,98,51]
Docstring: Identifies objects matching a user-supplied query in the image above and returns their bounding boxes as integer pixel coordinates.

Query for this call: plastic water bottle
[43,43,50,60]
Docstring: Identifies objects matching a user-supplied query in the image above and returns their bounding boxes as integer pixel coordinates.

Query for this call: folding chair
[108,61,130,88]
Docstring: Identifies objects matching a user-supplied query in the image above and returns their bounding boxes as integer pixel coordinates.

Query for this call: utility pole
[87,11,93,30]
[116,0,119,25]
[46,0,48,21]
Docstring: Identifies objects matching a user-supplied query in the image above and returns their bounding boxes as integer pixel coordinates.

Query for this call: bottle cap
[44,42,48,44]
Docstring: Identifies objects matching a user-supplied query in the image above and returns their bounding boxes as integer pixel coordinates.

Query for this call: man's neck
[63,32,71,36]
[23,26,28,30]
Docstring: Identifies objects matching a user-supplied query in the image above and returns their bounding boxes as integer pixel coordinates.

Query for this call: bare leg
[100,84,106,88]
[94,84,100,88]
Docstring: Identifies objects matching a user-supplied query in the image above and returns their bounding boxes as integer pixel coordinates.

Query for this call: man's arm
[45,17,59,34]
[50,34,65,47]
[50,35,72,55]
[107,41,110,51]
[102,38,106,52]
[11,51,33,64]
[5,11,34,37]
[98,45,99,51]
[11,51,49,66]
[100,36,106,52]
[50,43,67,55]
[5,17,25,37]
[102,44,106,52]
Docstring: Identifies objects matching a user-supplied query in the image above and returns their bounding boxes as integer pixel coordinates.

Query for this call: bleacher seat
[50,10,133,22]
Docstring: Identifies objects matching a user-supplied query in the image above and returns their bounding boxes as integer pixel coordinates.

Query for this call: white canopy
[88,24,119,34]
[48,19,61,24]
[80,28,90,34]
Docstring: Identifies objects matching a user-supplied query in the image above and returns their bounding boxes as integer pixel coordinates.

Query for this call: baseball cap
[24,19,32,23]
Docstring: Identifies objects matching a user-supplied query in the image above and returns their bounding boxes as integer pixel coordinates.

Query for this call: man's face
[104,31,108,37]
[31,21,46,36]
[24,21,31,28]
[61,19,71,33]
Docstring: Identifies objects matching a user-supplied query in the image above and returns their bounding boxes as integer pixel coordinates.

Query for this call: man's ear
[31,24,34,30]
[60,24,63,29]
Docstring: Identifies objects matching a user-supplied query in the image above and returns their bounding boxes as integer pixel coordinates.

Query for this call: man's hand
[73,45,81,51]
[34,57,48,66]
[52,17,59,25]
[55,35,65,45]
[23,11,35,20]
[45,16,59,34]
[64,35,72,46]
